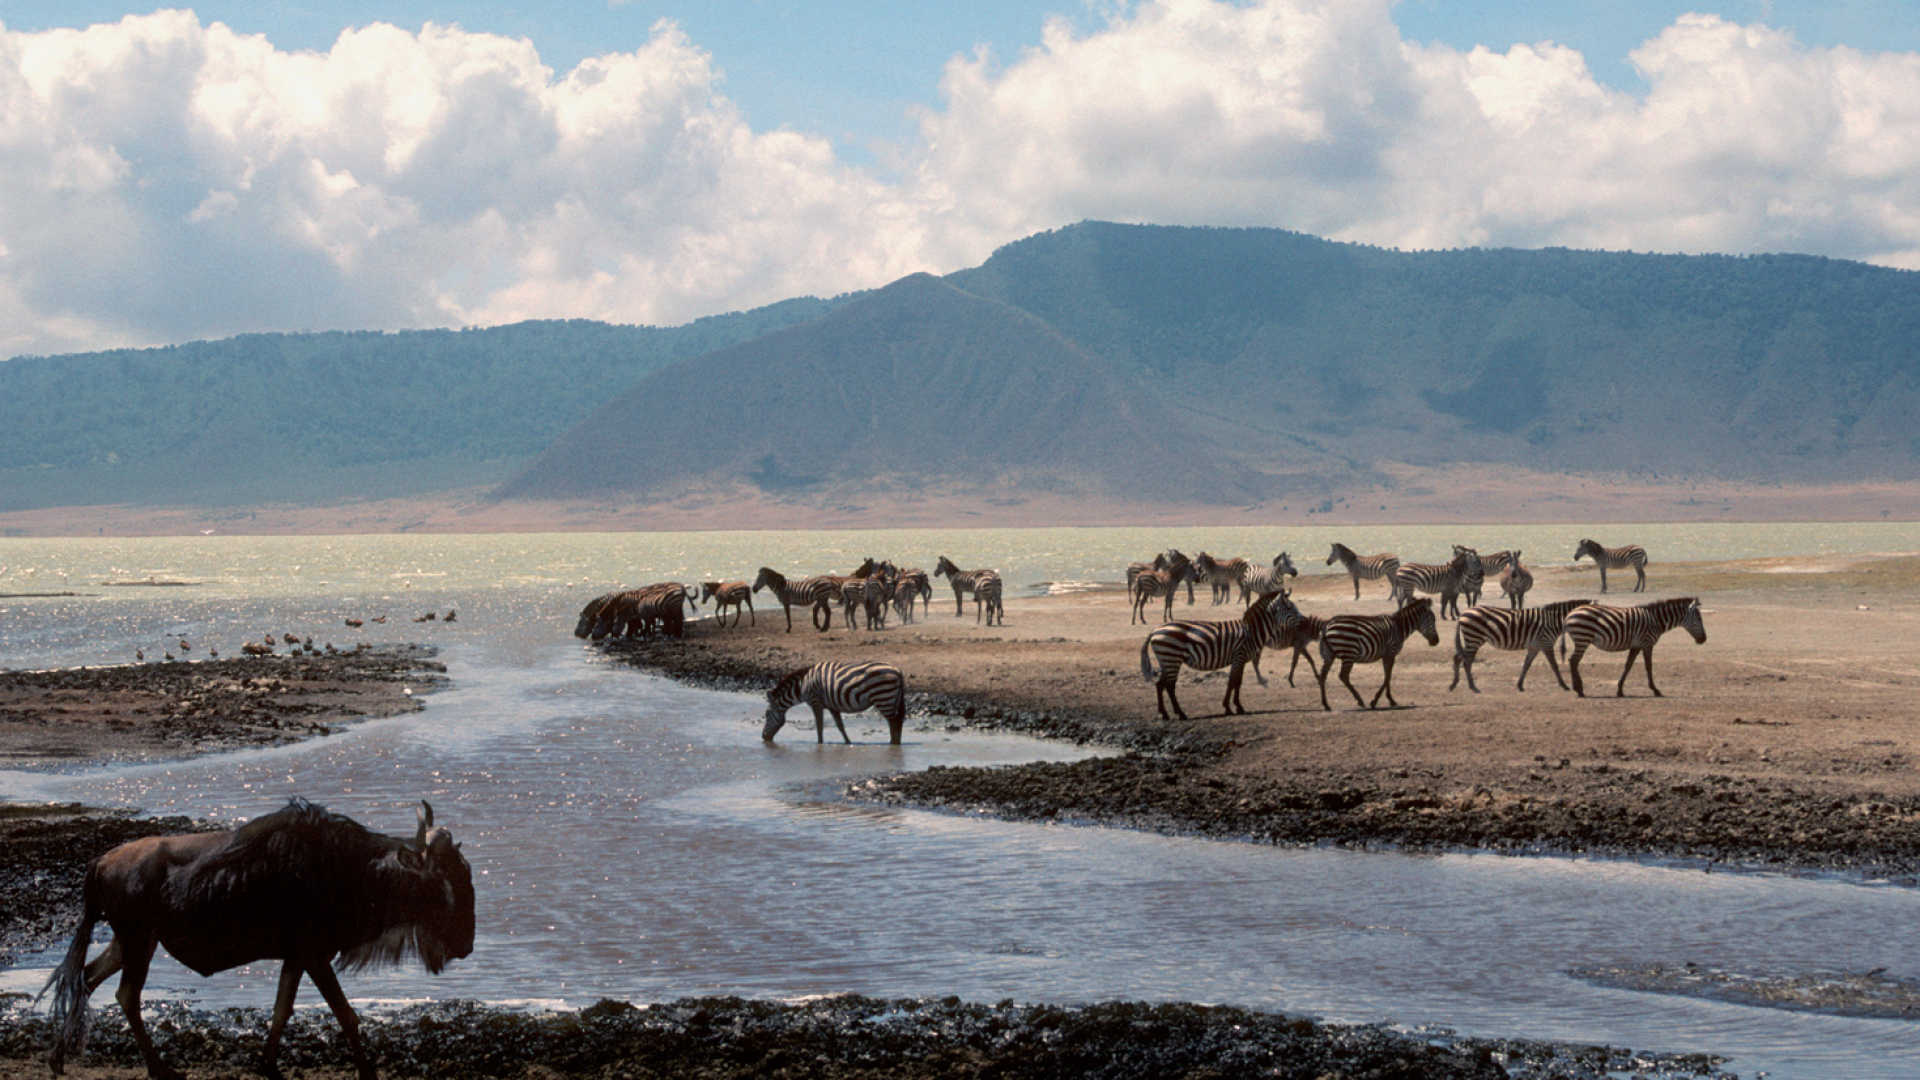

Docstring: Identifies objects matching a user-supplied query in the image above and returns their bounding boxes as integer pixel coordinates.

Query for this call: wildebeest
[42,798,475,1080]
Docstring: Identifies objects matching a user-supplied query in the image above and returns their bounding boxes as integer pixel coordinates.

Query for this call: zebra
[1573,538,1649,593]
[1462,549,1517,606]
[1190,552,1249,605]
[1449,597,1592,693]
[1237,552,1300,604]
[699,581,754,628]
[891,567,931,624]
[1498,553,1533,609]
[1315,597,1441,711]
[762,659,907,744]
[934,556,1004,625]
[578,582,696,639]
[1282,613,1327,687]
[1563,597,1706,698]
[752,566,840,632]
[1139,590,1306,721]
[1130,549,1194,625]
[1326,543,1401,601]
[838,575,885,630]
[1390,547,1483,620]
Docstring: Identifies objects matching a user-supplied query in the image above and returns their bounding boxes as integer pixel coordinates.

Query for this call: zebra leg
[783,602,794,633]
[1160,675,1189,721]
[1599,566,1609,593]
[1538,645,1571,691]
[1370,655,1398,709]
[1516,648,1537,691]
[810,703,827,743]
[1289,645,1317,686]
[1452,648,1479,693]
[1338,660,1366,709]
[1569,643,1589,697]
[1634,565,1646,592]
[746,598,755,627]
[1224,660,1246,714]
[1643,646,1662,696]
[953,587,964,617]
[830,709,851,744]
[1615,648,1640,697]
[1351,573,1361,601]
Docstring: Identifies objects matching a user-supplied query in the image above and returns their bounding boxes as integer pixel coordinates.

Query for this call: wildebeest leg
[1371,655,1398,709]
[112,932,179,1080]
[260,961,303,1079]
[1615,647,1641,697]
[830,709,851,744]
[81,937,124,994]
[1338,660,1365,709]
[305,962,376,1080]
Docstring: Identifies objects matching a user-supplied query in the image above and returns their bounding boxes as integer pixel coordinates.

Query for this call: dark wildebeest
[42,798,475,1080]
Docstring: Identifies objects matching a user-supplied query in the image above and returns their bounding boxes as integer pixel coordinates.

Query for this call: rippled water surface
[4,525,1920,1080]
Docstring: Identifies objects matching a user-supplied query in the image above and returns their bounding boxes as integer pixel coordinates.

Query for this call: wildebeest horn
[415,800,434,848]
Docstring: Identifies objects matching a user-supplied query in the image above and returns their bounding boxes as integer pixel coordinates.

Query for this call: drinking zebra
[1563,597,1706,698]
[1237,552,1299,604]
[1315,598,1441,711]
[1449,597,1591,693]
[762,659,907,744]
[1130,549,1194,625]
[1498,553,1533,609]
[934,556,1004,625]
[1191,552,1250,605]
[1390,547,1483,619]
[1573,538,1649,593]
[1326,543,1401,601]
[1140,590,1306,721]
[752,566,840,632]
[1462,550,1517,606]
[700,580,755,628]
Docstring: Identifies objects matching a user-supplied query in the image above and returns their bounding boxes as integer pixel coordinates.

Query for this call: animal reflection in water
[43,798,475,1080]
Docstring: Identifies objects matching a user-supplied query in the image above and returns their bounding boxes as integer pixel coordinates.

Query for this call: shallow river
[4,527,1920,1079]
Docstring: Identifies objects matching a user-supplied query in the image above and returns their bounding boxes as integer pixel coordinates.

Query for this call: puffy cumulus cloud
[0,12,930,356]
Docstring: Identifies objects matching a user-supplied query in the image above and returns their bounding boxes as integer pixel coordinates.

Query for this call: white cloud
[3,3,1920,358]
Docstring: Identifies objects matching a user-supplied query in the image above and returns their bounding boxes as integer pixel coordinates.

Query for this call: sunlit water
[4,525,1920,1079]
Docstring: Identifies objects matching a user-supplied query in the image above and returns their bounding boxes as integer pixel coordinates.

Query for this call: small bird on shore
[264,634,277,646]
[371,615,388,624]
[345,618,364,628]
[209,646,219,658]
[178,638,191,652]
[135,649,144,662]
[444,610,457,622]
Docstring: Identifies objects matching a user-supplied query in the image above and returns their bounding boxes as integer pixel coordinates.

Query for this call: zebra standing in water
[1462,550,1517,606]
[1237,552,1299,604]
[1450,597,1591,692]
[1326,543,1401,601]
[1140,590,1305,720]
[762,659,907,744]
[1498,553,1533,609]
[1390,547,1483,619]
[1573,538,1649,593]
[1316,598,1441,711]
[1563,597,1706,698]
[934,556,1004,625]
[1191,552,1249,605]
[700,581,755,627]
[752,566,840,632]
[1130,550,1194,625]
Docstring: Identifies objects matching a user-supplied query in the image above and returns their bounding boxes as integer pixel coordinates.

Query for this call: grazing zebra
[1462,550,1517,606]
[1573,538,1649,593]
[1390,547,1483,620]
[1563,597,1706,698]
[1191,552,1250,605]
[1498,553,1533,609]
[762,659,907,744]
[934,556,1004,625]
[752,566,840,632]
[1130,549,1194,625]
[1449,597,1591,693]
[1139,590,1305,720]
[1237,552,1300,604]
[700,581,755,628]
[1326,543,1401,601]
[1316,598,1441,711]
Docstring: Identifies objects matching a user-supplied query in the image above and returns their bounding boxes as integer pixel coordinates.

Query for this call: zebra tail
[41,870,100,1068]
[1140,637,1159,682]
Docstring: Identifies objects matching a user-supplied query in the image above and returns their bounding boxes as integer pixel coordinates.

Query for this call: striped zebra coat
[1390,547,1483,620]
[1130,550,1194,625]
[1462,550,1517,606]
[577,582,696,640]
[838,574,894,630]
[1573,539,1649,594]
[1237,552,1300,604]
[1282,613,1327,687]
[891,568,931,623]
[934,556,1004,625]
[1139,590,1304,721]
[1449,598,1591,693]
[1316,598,1441,711]
[1563,597,1706,698]
[1191,553,1249,605]
[1498,556,1533,609]
[762,660,907,744]
[752,566,841,632]
[1326,543,1401,601]
[700,581,755,628]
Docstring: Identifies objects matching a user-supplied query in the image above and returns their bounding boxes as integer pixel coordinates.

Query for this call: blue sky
[4,1,1920,357]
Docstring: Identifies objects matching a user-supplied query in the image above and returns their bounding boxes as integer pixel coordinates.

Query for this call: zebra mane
[768,666,811,700]
[1647,596,1699,621]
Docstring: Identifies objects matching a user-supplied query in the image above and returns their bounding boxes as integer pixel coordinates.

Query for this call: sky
[3,1,1919,359]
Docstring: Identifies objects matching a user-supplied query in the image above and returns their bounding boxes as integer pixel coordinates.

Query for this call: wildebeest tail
[40,865,101,1070]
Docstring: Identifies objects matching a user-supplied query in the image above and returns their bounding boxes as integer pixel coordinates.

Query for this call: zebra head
[700,582,719,604]
[1573,539,1600,563]
[1191,552,1217,576]
[1403,597,1440,646]
[1681,598,1707,644]
[934,555,960,579]
[1273,551,1297,578]
[1325,543,1346,566]
[752,566,782,593]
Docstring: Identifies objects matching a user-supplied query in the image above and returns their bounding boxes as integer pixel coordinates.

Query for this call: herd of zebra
[572,535,1700,740]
